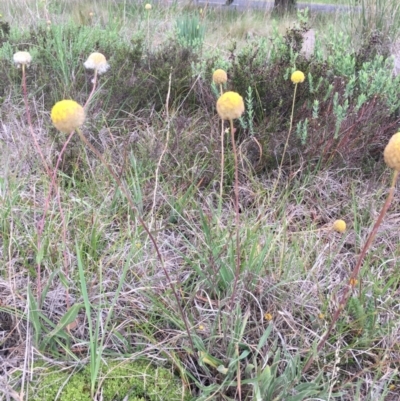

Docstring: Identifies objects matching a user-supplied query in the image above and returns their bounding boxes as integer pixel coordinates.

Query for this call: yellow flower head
[291,70,305,84]
[264,312,273,321]
[84,52,110,74]
[213,69,227,85]
[13,51,32,68]
[51,100,85,133]
[145,3,152,10]
[332,219,346,233]
[384,132,400,171]
[349,278,358,287]
[216,91,245,120]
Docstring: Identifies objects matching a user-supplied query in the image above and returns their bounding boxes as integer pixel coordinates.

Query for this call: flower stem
[219,83,225,213]
[36,131,75,306]
[302,169,399,373]
[76,128,195,353]
[84,69,99,109]
[228,117,241,309]
[270,82,298,200]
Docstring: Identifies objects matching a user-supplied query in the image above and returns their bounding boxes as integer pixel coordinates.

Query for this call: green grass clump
[27,360,188,401]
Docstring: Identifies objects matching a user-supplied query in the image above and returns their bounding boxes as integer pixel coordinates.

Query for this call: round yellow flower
[13,51,32,68]
[216,91,244,120]
[384,132,400,171]
[51,100,85,133]
[145,3,152,10]
[332,219,346,233]
[291,70,305,84]
[264,312,273,321]
[84,52,110,75]
[213,69,227,85]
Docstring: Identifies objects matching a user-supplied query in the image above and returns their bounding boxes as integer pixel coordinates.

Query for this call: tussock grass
[1,0,400,400]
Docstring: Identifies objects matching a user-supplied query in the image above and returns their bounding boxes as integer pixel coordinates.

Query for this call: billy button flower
[384,132,400,172]
[14,50,52,177]
[216,91,244,309]
[83,52,110,106]
[13,51,32,68]
[271,70,306,200]
[51,100,85,133]
[291,70,305,84]
[332,219,346,233]
[84,52,110,75]
[216,91,244,121]
[213,69,227,96]
[145,4,152,45]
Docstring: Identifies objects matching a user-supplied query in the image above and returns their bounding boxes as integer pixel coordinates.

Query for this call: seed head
[84,52,110,75]
[216,91,244,120]
[13,51,32,68]
[51,100,85,133]
[332,219,346,233]
[291,70,305,84]
[213,69,227,85]
[384,132,400,171]
[145,3,152,10]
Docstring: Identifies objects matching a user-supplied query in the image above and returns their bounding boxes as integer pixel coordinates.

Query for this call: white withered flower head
[13,51,32,68]
[84,52,110,74]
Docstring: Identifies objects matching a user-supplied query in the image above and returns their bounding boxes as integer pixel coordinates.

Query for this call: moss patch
[26,359,189,401]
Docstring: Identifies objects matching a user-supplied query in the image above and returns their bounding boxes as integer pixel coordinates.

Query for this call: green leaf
[28,286,41,346]
[46,303,83,339]
[257,324,273,352]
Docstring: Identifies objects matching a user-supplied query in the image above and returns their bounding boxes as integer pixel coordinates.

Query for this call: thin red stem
[303,170,399,373]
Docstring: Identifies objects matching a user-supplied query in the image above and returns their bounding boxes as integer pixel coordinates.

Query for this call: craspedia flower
[83,52,110,75]
[213,69,227,85]
[13,51,32,68]
[332,219,346,233]
[145,3,152,10]
[384,132,400,171]
[264,312,273,321]
[216,91,244,120]
[291,70,305,84]
[51,100,85,133]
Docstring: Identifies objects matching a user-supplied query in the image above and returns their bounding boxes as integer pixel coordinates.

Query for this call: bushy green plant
[175,14,205,49]
[225,24,400,168]
[351,0,400,41]
[0,21,141,107]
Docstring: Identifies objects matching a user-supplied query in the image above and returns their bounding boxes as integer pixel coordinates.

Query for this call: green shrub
[175,14,205,49]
